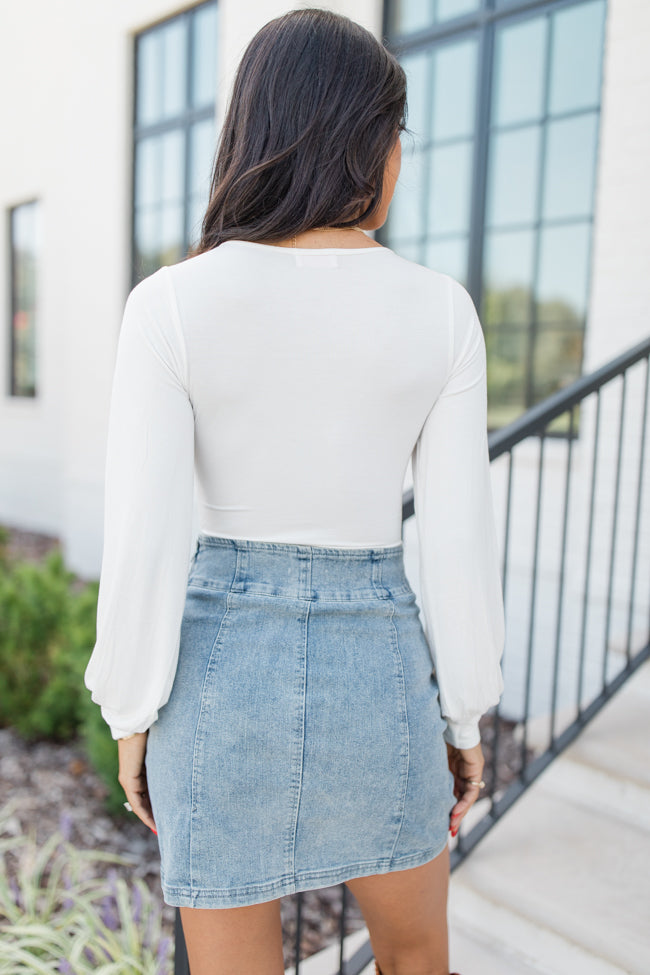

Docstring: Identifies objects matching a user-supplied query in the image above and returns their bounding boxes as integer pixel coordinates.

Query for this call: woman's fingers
[121,773,157,832]
[449,781,481,834]
[446,742,485,837]
[117,732,157,834]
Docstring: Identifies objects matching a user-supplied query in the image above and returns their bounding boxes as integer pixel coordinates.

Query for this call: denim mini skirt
[145,533,455,909]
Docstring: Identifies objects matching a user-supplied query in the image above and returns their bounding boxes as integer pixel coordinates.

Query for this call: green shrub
[0,528,125,817]
[0,549,80,740]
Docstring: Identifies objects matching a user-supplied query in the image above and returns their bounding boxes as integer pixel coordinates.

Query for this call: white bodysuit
[84,240,505,747]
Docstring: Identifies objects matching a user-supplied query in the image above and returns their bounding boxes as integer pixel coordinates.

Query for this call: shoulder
[383,251,473,308]
[120,267,187,371]
[125,265,172,315]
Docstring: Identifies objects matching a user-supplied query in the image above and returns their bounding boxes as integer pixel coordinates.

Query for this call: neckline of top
[222,239,394,255]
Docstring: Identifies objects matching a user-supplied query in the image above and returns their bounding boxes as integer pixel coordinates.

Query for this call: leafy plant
[0,540,98,742]
[0,801,172,974]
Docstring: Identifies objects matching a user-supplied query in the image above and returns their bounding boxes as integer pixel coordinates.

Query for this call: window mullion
[526,9,554,410]
[468,19,494,315]
[183,10,194,253]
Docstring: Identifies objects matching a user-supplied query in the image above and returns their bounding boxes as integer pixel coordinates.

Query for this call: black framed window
[9,200,40,398]
[383,0,607,430]
[132,1,218,286]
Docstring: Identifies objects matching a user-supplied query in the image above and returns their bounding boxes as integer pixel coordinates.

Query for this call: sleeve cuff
[442,717,481,749]
[102,707,158,741]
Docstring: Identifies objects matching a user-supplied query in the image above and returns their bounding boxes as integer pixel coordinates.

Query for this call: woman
[84,8,504,975]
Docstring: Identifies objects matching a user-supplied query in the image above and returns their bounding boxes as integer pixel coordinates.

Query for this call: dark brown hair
[188,7,408,255]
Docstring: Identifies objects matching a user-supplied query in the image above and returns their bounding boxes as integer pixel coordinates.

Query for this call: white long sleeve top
[84,240,505,747]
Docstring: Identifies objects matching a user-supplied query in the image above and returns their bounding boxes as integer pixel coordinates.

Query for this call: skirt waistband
[191,532,410,600]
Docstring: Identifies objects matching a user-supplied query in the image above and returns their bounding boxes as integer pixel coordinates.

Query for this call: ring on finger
[466,779,486,788]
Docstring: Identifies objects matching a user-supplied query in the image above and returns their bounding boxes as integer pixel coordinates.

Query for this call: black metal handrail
[175,334,650,974]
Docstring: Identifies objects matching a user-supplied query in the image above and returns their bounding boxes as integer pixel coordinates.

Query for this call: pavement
[287,658,650,975]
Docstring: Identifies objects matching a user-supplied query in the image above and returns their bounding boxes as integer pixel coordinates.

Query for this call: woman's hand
[117,731,157,833]
[446,741,485,837]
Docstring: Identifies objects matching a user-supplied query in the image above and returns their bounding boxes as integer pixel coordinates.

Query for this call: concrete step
[449,659,650,975]
[449,884,629,975]
[285,925,371,975]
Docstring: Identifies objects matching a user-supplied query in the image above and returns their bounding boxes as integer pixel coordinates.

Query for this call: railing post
[175,907,190,975]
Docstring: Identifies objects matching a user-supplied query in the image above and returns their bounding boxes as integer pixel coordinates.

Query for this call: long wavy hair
[188,8,408,256]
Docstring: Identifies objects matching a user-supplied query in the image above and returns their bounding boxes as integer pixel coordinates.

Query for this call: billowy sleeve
[84,265,196,740]
[411,277,505,749]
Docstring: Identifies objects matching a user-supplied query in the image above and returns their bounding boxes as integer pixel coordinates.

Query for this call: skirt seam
[286,598,311,878]
[190,584,235,891]
[387,595,410,864]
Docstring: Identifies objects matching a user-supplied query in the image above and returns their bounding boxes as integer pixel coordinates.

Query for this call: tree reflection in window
[10,200,40,398]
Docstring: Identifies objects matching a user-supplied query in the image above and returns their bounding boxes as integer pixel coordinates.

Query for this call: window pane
[161,18,188,119]
[402,50,430,145]
[483,229,535,327]
[423,236,468,285]
[136,31,161,125]
[160,204,185,264]
[188,193,207,249]
[542,113,599,221]
[134,204,185,276]
[436,0,480,22]
[135,137,160,208]
[393,0,433,35]
[161,130,185,204]
[386,145,427,239]
[137,132,185,207]
[493,16,548,127]
[428,141,473,234]
[549,0,606,115]
[533,325,584,400]
[485,325,528,425]
[11,201,40,397]
[431,37,477,141]
[134,208,160,280]
[192,3,219,108]
[190,118,216,199]
[486,125,541,228]
[537,222,591,324]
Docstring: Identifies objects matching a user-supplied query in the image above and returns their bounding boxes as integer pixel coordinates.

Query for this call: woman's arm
[411,277,505,749]
[84,266,196,741]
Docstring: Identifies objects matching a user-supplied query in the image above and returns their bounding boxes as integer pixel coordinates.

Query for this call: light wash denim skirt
[145,533,455,909]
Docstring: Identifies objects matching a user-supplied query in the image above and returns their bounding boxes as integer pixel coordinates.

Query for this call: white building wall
[586,0,650,372]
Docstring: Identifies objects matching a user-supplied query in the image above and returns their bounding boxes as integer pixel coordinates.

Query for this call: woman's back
[134,240,471,545]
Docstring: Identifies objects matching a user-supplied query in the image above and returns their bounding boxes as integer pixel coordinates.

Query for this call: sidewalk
[287,658,650,975]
